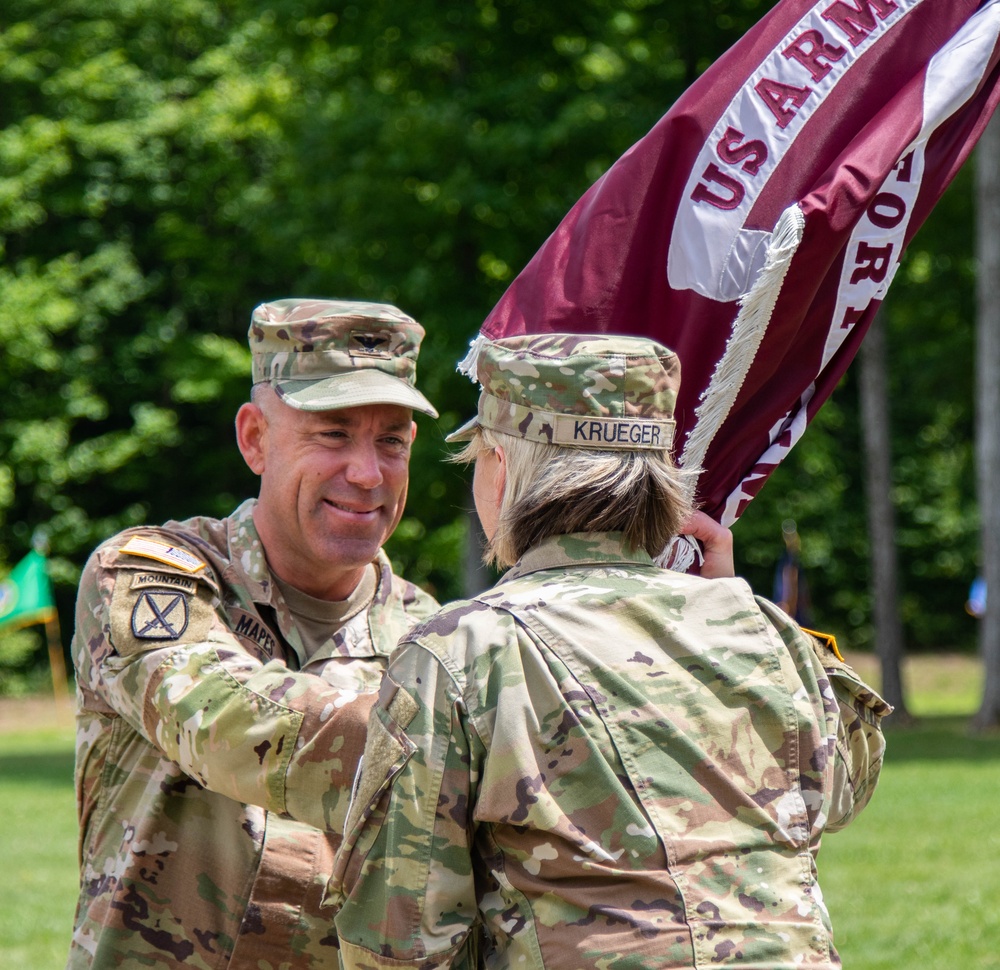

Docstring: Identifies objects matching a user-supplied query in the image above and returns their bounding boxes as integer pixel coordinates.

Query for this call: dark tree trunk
[973,113,1000,731]
[859,306,910,720]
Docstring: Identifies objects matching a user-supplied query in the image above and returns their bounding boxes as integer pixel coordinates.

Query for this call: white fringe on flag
[457,333,490,382]
[659,202,805,570]
[656,532,702,572]
[678,202,805,485]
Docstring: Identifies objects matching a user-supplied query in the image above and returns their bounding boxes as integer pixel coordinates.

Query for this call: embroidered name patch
[232,609,278,658]
[131,589,190,640]
[551,414,675,450]
[119,536,206,573]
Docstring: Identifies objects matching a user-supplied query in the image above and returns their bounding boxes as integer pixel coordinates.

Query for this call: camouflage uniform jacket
[69,498,438,970]
[332,533,890,970]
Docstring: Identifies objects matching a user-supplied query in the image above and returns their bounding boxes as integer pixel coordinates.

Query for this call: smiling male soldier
[68,299,440,970]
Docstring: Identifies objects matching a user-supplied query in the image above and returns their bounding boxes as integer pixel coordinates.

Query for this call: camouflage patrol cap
[249,298,438,417]
[447,333,680,450]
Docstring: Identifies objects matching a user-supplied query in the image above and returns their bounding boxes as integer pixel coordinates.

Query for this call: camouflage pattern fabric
[249,298,438,417]
[447,333,680,450]
[69,498,438,970]
[332,532,890,970]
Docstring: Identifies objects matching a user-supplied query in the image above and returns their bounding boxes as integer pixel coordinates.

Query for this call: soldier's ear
[236,402,268,475]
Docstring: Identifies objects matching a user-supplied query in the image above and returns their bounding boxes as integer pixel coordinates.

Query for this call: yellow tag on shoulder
[118,536,206,573]
[800,625,846,663]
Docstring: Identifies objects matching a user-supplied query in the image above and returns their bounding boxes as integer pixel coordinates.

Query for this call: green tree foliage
[0,0,283,557]
[0,0,983,688]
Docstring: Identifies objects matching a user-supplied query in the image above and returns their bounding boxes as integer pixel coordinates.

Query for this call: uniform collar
[225,499,274,601]
[224,497,404,664]
[500,532,656,584]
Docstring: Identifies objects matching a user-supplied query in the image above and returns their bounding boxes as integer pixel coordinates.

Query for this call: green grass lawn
[1,658,998,969]
[822,718,1000,968]
[0,723,78,970]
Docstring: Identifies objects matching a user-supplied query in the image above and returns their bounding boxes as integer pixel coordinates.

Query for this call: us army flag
[469,0,1000,541]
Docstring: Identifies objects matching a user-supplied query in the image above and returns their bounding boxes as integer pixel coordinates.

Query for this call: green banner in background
[0,549,56,633]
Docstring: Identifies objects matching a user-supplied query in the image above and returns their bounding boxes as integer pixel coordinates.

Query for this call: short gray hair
[453,428,695,569]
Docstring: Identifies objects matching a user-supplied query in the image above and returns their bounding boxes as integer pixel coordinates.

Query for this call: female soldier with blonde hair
[331,333,889,970]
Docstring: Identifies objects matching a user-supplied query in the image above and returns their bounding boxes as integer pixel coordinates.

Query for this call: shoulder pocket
[822,657,892,830]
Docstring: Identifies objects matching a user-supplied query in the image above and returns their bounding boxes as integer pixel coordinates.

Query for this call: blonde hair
[453,427,695,569]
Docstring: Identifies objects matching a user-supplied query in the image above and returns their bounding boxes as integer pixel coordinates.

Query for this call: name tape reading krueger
[551,415,675,449]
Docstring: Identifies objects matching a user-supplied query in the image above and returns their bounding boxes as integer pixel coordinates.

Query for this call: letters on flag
[466,0,1000,558]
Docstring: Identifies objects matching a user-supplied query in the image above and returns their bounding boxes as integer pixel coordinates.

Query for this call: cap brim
[272,371,439,418]
[444,414,480,443]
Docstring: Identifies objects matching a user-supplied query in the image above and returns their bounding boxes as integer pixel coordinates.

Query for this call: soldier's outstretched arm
[74,540,376,834]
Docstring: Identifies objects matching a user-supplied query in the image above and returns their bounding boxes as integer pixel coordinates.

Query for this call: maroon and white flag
[465,0,1000,562]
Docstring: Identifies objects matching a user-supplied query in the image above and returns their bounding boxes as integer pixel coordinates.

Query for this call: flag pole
[44,611,69,705]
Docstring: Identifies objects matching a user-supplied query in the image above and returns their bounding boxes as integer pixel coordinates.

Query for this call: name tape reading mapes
[551,414,676,450]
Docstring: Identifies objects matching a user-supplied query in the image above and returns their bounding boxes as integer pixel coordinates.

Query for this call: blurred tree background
[0,0,983,693]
